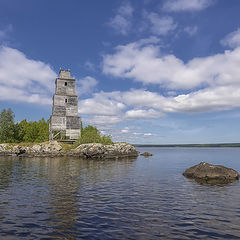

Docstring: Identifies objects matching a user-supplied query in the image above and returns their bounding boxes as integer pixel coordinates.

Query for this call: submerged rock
[140,152,153,157]
[183,162,239,184]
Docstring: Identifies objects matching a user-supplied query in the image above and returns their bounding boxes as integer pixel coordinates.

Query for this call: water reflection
[0,156,137,239]
[0,157,15,190]
[0,157,14,230]
[0,149,240,239]
[43,157,80,239]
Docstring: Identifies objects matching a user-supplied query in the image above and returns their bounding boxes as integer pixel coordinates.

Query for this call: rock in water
[74,142,139,159]
[16,148,26,156]
[140,152,153,157]
[183,162,239,184]
[12,145,27,156]
[0,142,138,159]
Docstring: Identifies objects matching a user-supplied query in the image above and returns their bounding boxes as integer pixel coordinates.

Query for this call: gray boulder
[12,145,26,156]
[0,144,7,152]
[140,152,153,157]
[31,141,62,153]
[74,142,139,159]
[183,162,239,184]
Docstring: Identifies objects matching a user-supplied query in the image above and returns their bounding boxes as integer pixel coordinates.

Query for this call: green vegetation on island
[0,108,113,145]
[0,108,49,143]
[74,125,112,145]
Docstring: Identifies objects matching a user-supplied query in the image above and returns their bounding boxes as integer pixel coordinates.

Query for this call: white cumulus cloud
[108,1,134,35]
[78,91,125,116]
[163,0,214,12]
[77,76,98,95]
[122,88,240,113]
[184,26,198,36]
[220,28,240,48]
[0,46,56,105]
[85,115,122,126]
[121,127,130,133]
[103,39,240,90]
[146,13,177,36]
[125,108,164,119]
[144,133,152,136]
[80,29,240,136]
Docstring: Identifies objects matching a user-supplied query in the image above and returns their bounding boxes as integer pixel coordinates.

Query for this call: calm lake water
[0,147,240,239]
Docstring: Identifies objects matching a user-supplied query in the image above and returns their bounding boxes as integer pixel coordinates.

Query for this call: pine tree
[0,108,16,143]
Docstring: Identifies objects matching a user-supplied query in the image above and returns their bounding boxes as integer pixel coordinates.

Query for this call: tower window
[65,82,67,86]
[65,99,67,103]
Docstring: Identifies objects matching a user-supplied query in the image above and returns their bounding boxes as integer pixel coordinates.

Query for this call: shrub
[74,125,113,146]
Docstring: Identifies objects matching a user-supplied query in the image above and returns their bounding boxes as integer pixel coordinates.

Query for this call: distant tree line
[0,108,113,144]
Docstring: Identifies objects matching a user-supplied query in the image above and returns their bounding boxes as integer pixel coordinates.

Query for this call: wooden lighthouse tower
[49,70,81,140]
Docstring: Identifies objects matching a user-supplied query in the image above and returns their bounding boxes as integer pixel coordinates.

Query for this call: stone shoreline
[0,141,139,159]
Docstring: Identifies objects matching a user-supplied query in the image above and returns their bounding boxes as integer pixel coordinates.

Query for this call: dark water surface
[0,147,240,239]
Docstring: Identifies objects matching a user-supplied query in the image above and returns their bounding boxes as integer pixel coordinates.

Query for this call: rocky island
[183,162,239,184]
[0,141,139,159]
[0,71,140,160]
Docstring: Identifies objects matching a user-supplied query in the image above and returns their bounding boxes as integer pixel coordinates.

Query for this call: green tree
[80,120,83,137]
[15,119,28,142]
[80,125,101,144]
[0,108,16,143]
[35,118,49,142]
[23,119,49,142]
[15,118,49,143]
[75,125,113,145]
[0,108,50,143]
[100,134,113,144]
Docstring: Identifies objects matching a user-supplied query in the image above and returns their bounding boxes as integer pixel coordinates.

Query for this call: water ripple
[0,148,240,239]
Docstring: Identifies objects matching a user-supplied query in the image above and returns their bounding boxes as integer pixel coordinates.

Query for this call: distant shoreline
[134,143,240,148]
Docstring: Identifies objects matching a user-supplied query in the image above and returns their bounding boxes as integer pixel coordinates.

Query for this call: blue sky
[1,0,240,144]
